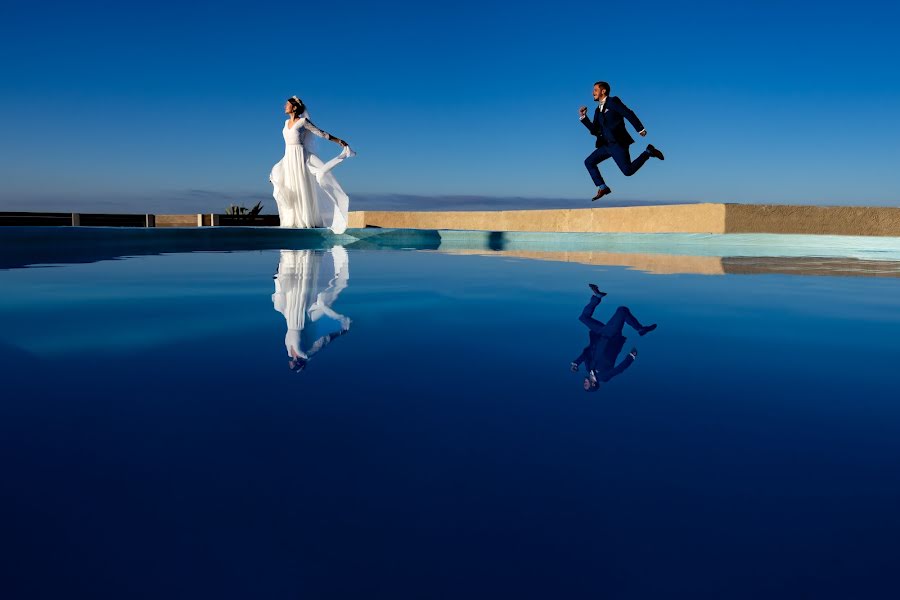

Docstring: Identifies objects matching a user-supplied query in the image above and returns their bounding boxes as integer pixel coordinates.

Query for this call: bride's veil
[291,108,351,234]
[298,110,318,156]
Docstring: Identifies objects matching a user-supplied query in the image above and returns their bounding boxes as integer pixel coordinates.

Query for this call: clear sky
[1,0,898,212]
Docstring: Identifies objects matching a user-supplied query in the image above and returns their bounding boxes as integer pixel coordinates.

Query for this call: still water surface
[2,244,899,598]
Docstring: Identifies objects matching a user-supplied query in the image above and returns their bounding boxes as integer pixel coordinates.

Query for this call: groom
[579,81,665,201]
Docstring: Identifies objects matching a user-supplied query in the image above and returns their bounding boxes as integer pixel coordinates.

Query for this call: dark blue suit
[581,96,650,188]
[573,297,643,383]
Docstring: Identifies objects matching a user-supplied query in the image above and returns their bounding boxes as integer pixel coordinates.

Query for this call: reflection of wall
[721,257,900,278]
[442,250,725,275]
[443,250,900,278]
[347,203,900,237]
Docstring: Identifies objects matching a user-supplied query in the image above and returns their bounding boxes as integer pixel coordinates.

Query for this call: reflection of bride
[270,96,356,234]
[271,247,351,372]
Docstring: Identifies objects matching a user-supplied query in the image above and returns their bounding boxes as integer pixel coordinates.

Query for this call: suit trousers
[584,143,649,188]
[579,297,643,337]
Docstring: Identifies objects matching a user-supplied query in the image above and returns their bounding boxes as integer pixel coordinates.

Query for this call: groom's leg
[600,306,643,337]
[610,144,650,177]
[584,148,612,187]
[578,295,606,333]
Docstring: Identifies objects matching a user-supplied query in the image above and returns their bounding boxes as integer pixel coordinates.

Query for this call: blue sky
[1,0,898,212]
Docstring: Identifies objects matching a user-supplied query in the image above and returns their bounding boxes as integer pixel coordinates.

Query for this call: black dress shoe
[588,283,607,298]
[638,324,658,336]
[591,187,613,201]
[646,144,665,160]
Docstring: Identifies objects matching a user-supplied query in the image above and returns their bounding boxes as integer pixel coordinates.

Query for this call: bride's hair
[287,96,306,117]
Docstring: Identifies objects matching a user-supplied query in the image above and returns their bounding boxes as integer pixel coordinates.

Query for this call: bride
[270,96,355,233]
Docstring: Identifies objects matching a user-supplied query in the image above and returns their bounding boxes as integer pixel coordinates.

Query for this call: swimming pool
[2,228,899,598]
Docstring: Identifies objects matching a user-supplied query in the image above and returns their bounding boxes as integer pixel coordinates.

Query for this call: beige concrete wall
[155,214,202,227]
[346,203,900,236]
[724,204,900,236]
[348,203,727,234]
[347,212,366,229]
[9,203,895,235]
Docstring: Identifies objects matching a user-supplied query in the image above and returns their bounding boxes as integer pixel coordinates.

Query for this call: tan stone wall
[724,204,900,236]
[8,204,895,235]
[347,203,900,236]
[347,212,366,229]
[155,214,202,227]
[350,203,727,233]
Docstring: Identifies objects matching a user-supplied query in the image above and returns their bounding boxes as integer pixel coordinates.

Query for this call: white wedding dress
[271,247,351,366]
[270,113,355,234]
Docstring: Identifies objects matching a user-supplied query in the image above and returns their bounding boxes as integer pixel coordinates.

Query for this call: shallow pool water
[2,231,900,599]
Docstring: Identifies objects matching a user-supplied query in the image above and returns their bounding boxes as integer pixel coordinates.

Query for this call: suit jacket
[574,330,635,383]
[581,96,645,148]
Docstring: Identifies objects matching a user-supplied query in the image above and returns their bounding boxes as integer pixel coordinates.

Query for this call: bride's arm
[304,119,348,147]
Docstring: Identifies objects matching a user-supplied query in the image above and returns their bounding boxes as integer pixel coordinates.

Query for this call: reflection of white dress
[269,113,354,234]
[271,247,351,361]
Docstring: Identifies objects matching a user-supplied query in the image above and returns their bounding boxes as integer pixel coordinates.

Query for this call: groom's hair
[594,81,610,95]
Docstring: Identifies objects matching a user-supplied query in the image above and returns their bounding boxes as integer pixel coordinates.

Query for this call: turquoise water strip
[1,227,899,262]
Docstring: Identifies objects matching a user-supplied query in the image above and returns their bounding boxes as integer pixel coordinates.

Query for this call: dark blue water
[2,246,899,599]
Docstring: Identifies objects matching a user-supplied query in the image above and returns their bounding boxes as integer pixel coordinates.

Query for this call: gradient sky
[1,0,898,212]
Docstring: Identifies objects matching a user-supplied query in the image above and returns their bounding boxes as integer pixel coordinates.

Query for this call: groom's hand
[579,106,587,119]
[639,129,647,137]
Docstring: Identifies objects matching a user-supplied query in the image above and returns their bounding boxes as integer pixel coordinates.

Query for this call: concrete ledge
[349,203,900,237]
[155,214,200,227]
[347,204,724,234]
[4,204,898,236]
[724,204,900,237]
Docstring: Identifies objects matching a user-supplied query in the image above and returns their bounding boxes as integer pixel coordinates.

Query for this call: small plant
[225,201,264,217]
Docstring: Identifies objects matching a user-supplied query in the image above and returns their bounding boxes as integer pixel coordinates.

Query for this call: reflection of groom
[571,284,657,392]
[579,81,665,201]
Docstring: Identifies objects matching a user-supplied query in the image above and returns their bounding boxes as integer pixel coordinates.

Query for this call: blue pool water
[2,230,900,599]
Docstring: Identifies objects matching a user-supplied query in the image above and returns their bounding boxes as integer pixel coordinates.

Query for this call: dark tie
[594,106,605,142]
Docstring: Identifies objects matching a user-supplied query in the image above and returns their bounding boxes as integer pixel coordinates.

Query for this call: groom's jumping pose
[580,81,665,201]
